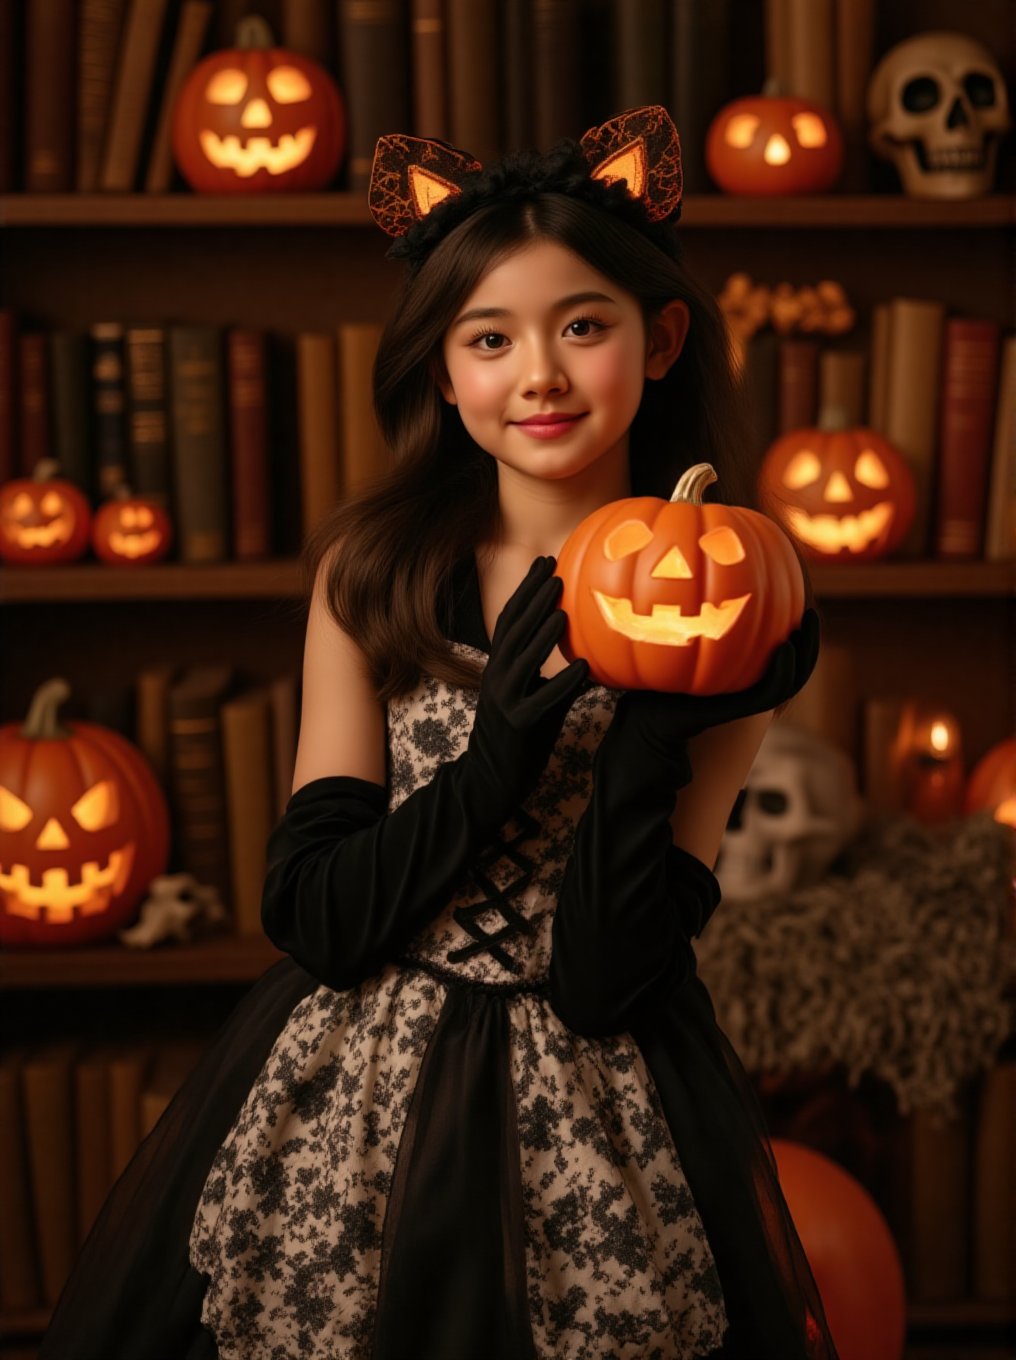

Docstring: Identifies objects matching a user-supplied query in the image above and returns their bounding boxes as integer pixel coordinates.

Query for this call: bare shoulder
[669,710,772,871]
[290,540,387,795]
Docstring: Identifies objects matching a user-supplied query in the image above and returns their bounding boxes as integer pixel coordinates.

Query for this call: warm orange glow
[700,526,746,565]
[763,134,792,166]
[267,67,313,103]
[856,450,889,489]
[823,471,853,503]
[0,843,135,923]
[784,451,822,489]
[994,796,1016,828]
[199,127,317,177]
[593,591,752,645]
[784,502,895,554]
[724,114,760,148]
[791,113,828,147]
[929,721,952,754]
[206,69,247,103]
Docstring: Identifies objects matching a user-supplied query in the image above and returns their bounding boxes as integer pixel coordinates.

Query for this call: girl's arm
[670,712,771,870]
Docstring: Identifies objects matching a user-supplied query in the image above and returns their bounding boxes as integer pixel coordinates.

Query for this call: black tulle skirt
[40,957,838,1360]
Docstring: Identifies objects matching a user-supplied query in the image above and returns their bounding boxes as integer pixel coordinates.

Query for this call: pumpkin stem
[671,462,718,505]
[22,678,73,740]
[762,76,784,98]
[817,403,851,433]
[236,14,275,49]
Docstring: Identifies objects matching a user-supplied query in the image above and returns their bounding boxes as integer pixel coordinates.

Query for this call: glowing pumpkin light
[0,679,170,948]
[172,15,346,193]
[91,486,172,566]
[554,462,806,693]
[761,422,916,562]
[0,459,91,566]
[965,737,1016,829]
[706,93,844,195]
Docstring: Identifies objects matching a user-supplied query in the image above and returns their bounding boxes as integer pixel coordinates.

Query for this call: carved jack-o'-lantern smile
[199,64,317,177]
[0,461,92,565]
[779,447,895,553]
[3,489,76,548]
[106,505,162,559]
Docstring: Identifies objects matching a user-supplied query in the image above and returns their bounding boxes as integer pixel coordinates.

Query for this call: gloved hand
[262,555,589,989]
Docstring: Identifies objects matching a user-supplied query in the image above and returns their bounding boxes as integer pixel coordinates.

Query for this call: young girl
[41,106,835,1360]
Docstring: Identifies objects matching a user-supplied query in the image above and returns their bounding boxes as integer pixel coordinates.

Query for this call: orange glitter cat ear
[580,105,683,222]
[368,134,483,238]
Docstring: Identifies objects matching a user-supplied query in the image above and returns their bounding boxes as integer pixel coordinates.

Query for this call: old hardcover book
[268,672,299,818]
[971,1060,1016,1301]
[139,1041,205,1138]
[48,331,91,495]
[411,0,448,140]
[228,327,272,560]
[78,0,128,191]
[24,0,75,190]
[983,334,1016,562]
[867,301,891,431]
[168,664,235,908]
[0,1048,41,1310]
[90,322,130,497]
[818,350,866,428]
[144,0,213,192]
[785,0,833,107]
[671,0,732,194]
[502,0,531,151]
[763,0,790,94]
[108,1044,155,1181]
[861,696,904,814]
[280,0,334,62]
[934,318,1002,559]
[221,687,276,936]
[777,338,819,434]
[22,1041,79,1305]
[338,0,410,190]
[18,333,49,477]
[73,1046,113,1248]
[169,325,229,563]
[99,0,171,190]
[0,2,18,191]
[741,330,779,470]
[883,297,945,557]
[297,332,342,536]
[447,0,501,160]
[532,0,580,150]
[614,0,668,109]
[135,663,177,787]
[125,323,172,504]
[832,0,874,191]
[0,310,15,482]
[338,323,387,497]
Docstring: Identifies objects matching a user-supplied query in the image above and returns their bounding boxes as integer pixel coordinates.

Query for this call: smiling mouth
[784,502,894,552]
[0,843,135,922]
[593,591,751,644]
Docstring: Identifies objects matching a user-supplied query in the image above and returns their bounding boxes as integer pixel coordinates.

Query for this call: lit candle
[892,703,965,825]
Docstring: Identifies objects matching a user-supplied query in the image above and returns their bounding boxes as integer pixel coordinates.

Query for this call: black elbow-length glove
[550,609,820,1037]
[262,556,589,990]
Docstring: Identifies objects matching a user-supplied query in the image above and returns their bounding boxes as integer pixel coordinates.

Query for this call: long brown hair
[305,191,758,702]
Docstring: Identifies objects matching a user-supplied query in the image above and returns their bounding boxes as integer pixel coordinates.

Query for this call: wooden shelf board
[1,193,1013,229]
[808,560,1015,598]
[0,932,286,988]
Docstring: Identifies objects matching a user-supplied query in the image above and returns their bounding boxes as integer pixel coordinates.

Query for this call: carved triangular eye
[71,780,119,832]
[783,450,822,489]
[855,449,889,488]
[0,785,33,832]
[700,526,745,565]
[791,113,828,148]
[603,520,653,560]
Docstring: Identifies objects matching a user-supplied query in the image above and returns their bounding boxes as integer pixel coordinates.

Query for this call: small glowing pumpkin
[965,737,1016,829]
[0,679,170,948]
[554,462,806,692]
[760,424,916,562]
[92,486,172,566]
[706,93,844,195]
[172,15,346,193]
[0,459,92,566]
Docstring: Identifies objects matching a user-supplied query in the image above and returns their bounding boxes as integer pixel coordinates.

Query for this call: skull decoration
[716,722,864,902]
[867,31,1011,199]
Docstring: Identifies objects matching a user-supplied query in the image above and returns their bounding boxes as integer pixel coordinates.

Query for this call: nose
[520,339,568,398]
[242,98,273,129]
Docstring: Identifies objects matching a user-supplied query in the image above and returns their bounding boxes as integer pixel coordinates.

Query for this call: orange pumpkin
[760,425,916,562]
[0,459,92,566]
[92,486,172,566]
[554,462,805,692]
[172,15,346,193]
[0,679,170,947]
[965,737,1016,829]
[706,94,844,195]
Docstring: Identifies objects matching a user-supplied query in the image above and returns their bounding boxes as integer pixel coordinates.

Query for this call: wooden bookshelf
[0,933,284,988]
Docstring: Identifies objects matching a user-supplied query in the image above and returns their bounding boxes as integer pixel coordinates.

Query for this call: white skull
[867,31,1011,199]
[716,722,864,903]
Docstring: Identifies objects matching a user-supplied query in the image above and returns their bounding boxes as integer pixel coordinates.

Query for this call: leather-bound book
[0,3,18,191]
[168,664,234,907]
[785,0,833,107]
[18,333,49,477]
[144,0,213,193]
[139,1041,205,1138]
[411,0,448,140]
[0,1048,41,1310]
[833,0,875,191]
[741,330,779,470]
[672,0,731,194]
[269,672,299,818]
[884,297,945,558]
[99,0,172,191]
[126,323,172,505]
[867,301,891,431]
[297,331,342,536]
[169,325,229,563]
[984,334,1016,562]
[135,663,177,786]
[861,696,903,814]
[338,322,387,497]
[763,0,790,95]
[228,327,272,560]
[447,0,501,160]
[971,1060,1016,1301]
[268,332,304,555]
[0,310,15,483]
[49,331,91,495]
[933,317,1002,560]
[107,1044,154,1181]
[215,0,249,46]
[78,0,128,192]
[777,337,819,434]
[532,0,579,150]
[818,350,866,427]
[74,1046,113,1248]
[338,0,410,191]
[908,1101,972,1301]
[222,687,275,935]
[90,321,130,498]
[24,0,75,190]
[22,1041,79,1306]
[281,0,335,63]
[614,0,669,110]
[502,0,531,151]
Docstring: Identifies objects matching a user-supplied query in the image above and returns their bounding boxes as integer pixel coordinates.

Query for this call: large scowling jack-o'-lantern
[760,422,916,562]
[706,91,844,195]
[554,463,806,692]
[0,680,170,947]
[0,459,92,565]
[172,15,346,193]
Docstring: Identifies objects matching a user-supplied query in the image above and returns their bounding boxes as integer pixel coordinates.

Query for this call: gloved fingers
[488,555,555,653]
[518,657,590,723]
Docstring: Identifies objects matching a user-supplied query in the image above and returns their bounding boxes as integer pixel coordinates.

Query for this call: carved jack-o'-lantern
[761,424,916,562]
[172,15,346,193]
[965,737,1016,829]
[0,459,91,566]
[91,486,172,566]
[706,93,844,195]
[0,680,171,948]
[554,463,806,692]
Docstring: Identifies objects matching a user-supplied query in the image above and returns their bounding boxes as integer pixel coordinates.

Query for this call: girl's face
[438,238,688,483]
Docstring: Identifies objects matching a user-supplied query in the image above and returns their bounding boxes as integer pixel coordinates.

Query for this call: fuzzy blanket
[696,812,1016,1119]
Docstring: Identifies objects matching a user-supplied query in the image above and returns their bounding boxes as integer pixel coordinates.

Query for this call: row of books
[0,310,386,561]
[743,307,1015,562]
[4,0,885,199]
[0,1037,205,1310]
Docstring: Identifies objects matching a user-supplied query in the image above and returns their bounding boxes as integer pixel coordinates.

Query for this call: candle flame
[929,721,951,753]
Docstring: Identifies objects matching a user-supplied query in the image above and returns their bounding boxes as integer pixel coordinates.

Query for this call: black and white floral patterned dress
[40,554,837,1360]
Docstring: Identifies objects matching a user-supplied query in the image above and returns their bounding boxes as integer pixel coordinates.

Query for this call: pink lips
[512,413,587,440]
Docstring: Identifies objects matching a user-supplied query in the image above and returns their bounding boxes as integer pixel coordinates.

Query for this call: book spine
[934,317,1002,560]
[983,335,1016,562]
[74,1053,112,1248]
[532,0,579,150]
[107,1047,151,1181]
[777,338,819,434]
[411,0,448,140]
[24,0,76,191]
[0,1,20,191]
[90,322,130,497]
[78,0,127,192]
[169,326,229,563]
[785,0,834,107]
[0,1054,41,1310]
[135,666,175,786]
[100,0,172,191]
[447,0,502,160]
[221,691,275,935]
[763,0,790,92]
[281,0,334,62]
[125,324,172,505]
[883,297,945,558]
[338,0,411,191]
[269,673,299,818]
[501,0,531,151]
[297,331,342,536]
[671,0,732,194]
[48,331,92,495]
[861,696,904,813]
[338,323,386,497]
[22,1044,78,1306]
[614,0,669,109]
[741,330,780,469]
[782,641,857,760]
[144,0,213,193]
[228,328,272,560]
[0,310,15,482]
[818,349,866,427]
[867,301,891,431]
[19,333,50,477]
[971,1060,1016,1301]
[832,0,875,191]
[168,676,233,906]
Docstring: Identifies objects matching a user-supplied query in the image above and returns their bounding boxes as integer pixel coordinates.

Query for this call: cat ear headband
[367,104,683,246]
